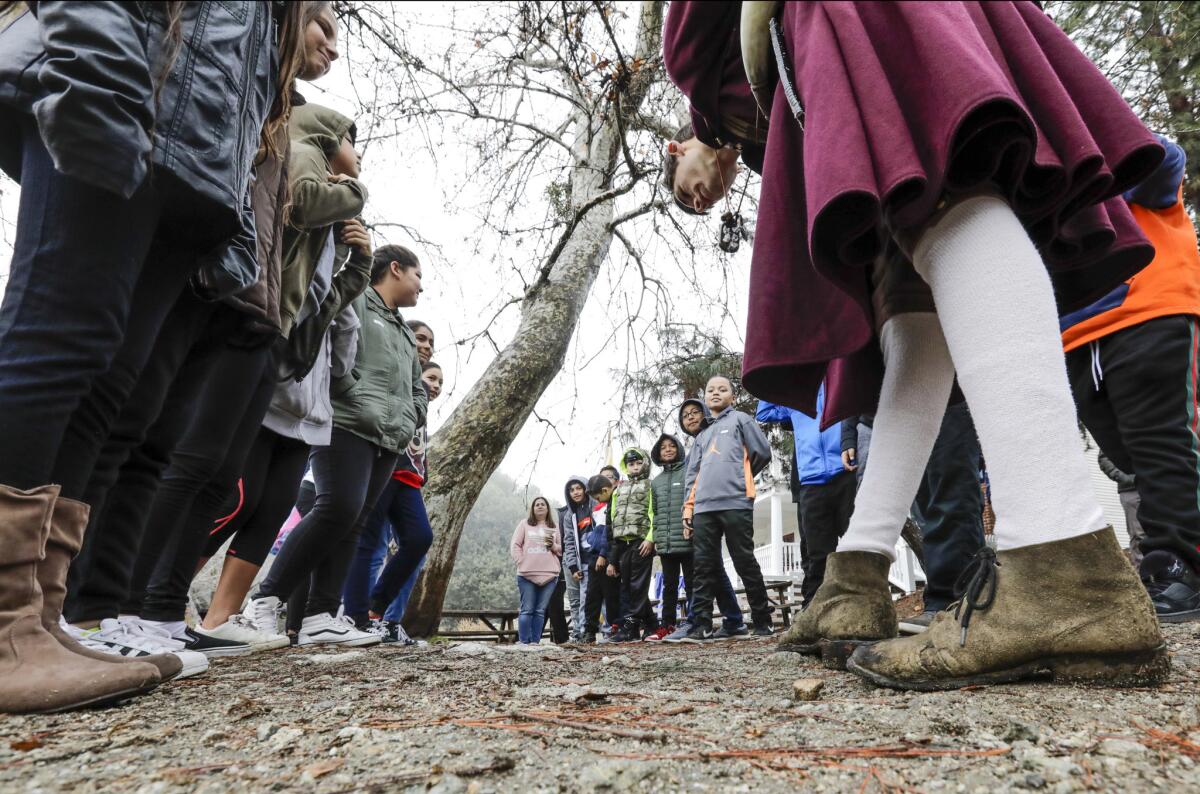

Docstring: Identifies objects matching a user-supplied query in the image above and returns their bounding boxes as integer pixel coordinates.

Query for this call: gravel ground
[2,624,1197,793]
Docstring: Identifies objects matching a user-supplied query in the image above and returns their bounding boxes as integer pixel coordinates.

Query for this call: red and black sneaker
[644,625,673,642]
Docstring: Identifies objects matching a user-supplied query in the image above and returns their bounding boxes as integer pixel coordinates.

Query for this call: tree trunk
[1141,1,1200,211]
[403,1,665,637]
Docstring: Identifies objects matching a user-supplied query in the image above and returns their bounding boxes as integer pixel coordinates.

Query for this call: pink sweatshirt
[510,521,563,586]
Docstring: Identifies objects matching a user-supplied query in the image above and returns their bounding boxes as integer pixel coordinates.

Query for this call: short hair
[662,122,703,216]
[371,244,419,284]
[587,474,613,498]
[421,359,441,373]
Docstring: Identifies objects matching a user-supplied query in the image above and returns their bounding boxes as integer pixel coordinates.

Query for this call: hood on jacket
[562,474,591,508]
[289,102,357,161]
[678,398,711,438]
[651,434,685,467]
[618,446,651,478]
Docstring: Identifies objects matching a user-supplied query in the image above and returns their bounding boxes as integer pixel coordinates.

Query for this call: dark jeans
[910,401,985,612]
[516,576,557,644]
[0,114,178,492]
[546,577,569,643]
[1068,314,1200,572]
[583,555,621,633]
[257,428,397,618]
[659,553,693,625]
[132,342,275,621]
[612,537,657,630]
[204,427,311,566]
[63,296,238,621]
[795,471,856,605]
[342,479,433,618]
[694,565,746,630]
[692,510,771,629]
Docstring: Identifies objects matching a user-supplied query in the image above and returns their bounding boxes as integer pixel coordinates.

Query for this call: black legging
[545,578,568,643]
[203,427,311,566]
[256,428,396,618]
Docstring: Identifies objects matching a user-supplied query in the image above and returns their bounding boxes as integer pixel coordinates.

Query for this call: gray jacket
[685,406,772,517]
[0,2,275,252]
[558,475,596,575]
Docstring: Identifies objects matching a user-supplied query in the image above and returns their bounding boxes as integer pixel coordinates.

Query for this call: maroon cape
[664,1,1161,427]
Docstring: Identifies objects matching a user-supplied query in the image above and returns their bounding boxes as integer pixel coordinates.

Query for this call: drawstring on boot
[952,547,999,647]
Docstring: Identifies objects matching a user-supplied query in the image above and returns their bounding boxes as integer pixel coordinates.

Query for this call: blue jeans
[910,401,985,612]
[0,114,173,492]
[516,576,557,643]
[342,479,433,620]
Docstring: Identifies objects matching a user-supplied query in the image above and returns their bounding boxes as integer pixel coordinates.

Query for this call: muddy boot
[847,528,1169,690]
[39,497,183,682]
[0,484,160,714]
[777,551,897,668]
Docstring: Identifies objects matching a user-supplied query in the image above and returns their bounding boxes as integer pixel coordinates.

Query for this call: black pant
[583,556,621,633]
[0,114,181,492]
[257,428,397,618]
[65,294,230,621]
[910,401,985,611]
[545,578,569,643]
[659,553,693,625]
[612,537,657,630]
[692,510,771,629]
[203,427,311,566]
[132,342,275,621]
[1068,314,1200,571]
[795,471,856,605]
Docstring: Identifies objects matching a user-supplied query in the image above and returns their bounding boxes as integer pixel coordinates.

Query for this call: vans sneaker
[298,613,382,647]
[182,627,252,657]
[194,614,290,653]
[88,619,210,678]
[240,595,283,635]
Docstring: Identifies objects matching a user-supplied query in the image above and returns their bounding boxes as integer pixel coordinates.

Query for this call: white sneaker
[240,595,283,635]
[297,613,381,647]
[195,614,290,653]
[87,618,210,678]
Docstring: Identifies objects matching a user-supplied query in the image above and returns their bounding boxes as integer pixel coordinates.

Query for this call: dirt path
[2,624,1197,792]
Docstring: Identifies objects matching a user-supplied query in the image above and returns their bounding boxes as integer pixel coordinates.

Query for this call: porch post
[769,487,785,576]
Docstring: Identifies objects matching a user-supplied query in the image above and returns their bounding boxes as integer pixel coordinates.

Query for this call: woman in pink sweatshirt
[510,497,562,644]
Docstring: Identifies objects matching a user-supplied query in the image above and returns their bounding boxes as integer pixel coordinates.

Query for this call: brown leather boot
[776,551,897,668]
[0,484,159,714]
[847,528,1169,690]
[41,496,183,682]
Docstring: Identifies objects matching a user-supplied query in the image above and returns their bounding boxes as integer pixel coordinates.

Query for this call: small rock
[1022,773,1046,789]
[792,678,824,701]
[295,651,366,665]
[1004,720,1040,744]
[600,655,635,668]
[579,759,658,791]
[337,727,367,740]
[1097,738,1147,759]
[766,652,805,667]
[266,727,303,753]
[429,773,468,794]
[447,642,493,658]
[255,723,277,742]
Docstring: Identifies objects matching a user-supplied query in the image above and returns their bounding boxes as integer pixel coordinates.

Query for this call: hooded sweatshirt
[650,434,690,556]
[278,102,369,338]
[558,476,598,574]
[684,404,772,518]
[510,520,563,586]
[610,447,655,542]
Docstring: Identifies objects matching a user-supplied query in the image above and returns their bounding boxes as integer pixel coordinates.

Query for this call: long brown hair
[526,497,555,528]
[261,1,332,164]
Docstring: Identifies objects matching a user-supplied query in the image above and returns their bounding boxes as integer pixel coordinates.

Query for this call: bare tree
[332,0,726,634]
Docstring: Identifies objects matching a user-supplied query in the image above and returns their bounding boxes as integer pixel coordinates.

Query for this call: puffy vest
[651,462,690,555]
[610,476,653,540]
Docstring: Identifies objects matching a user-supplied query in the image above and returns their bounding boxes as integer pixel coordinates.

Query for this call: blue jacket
[757,386,844,486]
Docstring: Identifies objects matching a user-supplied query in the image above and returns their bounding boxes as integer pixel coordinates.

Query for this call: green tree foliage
[442,471,534,611]
[1048,1,1200,209]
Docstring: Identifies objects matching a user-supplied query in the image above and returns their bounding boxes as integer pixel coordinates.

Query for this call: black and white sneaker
[751,624,775,638]
[678,625,715,644]
[898,610,937,635]
[183,627,252,657]
[86,619,210,678]
[297,613,382,647]
[1141,551,1200,623]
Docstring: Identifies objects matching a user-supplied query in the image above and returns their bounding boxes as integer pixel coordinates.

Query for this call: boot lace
[952,547,999,647]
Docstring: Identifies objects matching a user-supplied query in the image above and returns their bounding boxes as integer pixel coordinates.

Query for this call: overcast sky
[0,2,752,510]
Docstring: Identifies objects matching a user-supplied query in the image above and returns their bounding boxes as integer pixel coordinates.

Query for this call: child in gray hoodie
[681,376,774,641]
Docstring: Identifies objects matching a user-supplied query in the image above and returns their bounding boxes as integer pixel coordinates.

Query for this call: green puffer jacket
[331,287,427,453]
[650,434,689,556]
[610,447,654,542]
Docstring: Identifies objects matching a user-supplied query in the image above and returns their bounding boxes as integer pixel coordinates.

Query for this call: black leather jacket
[0,1,276,257]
